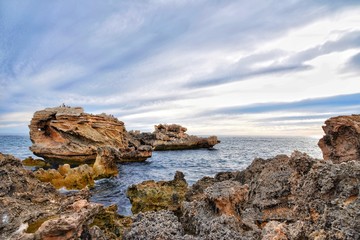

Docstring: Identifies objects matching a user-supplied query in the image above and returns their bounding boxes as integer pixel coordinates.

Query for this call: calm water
[0,135,322,215]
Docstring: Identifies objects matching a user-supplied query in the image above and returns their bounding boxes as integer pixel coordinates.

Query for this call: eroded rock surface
[127,171,188,214]
[125,151,360,239]
[0,153,130,239]
[129,124,220,150]
[29,106,152,164]
[318,114,360,163]
[34,147,119,190]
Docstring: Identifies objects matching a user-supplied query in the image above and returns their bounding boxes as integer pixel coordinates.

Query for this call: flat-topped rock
[29,106,152,164]
[130,124,220,150]
[318,114,360,163]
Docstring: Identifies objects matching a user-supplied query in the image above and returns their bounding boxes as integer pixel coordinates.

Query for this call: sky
[0,0,360,137]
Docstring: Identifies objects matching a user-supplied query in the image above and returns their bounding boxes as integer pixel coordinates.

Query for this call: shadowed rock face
[124,151,360,239]
[318,114,360,163]
[129,124,220,151]
[29,106,152,164]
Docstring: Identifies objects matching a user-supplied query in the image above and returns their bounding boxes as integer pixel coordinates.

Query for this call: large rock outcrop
[29,106,152,164]
[318,114,360,163]
[0,153,131,239]
[129,124,220,150]
[124,151,360,239]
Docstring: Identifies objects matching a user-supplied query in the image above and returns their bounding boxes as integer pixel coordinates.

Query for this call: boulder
[29,106,152,164]
[129,124,220,150]
[127,171,188,214]
[318,114,360,163]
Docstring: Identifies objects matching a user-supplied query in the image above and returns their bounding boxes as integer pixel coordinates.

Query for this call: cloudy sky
[1,0,360,136]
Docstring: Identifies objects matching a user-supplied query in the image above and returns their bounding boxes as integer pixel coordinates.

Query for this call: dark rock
[129,124,220,151]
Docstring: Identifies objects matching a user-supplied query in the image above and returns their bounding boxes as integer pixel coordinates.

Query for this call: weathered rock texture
[0,153,130,239]
[29,106,152,164]
[318,114,360,163]
[22,156,50,168]
[127,171,188,214]
[124,151,360,239]
[34,147,119,190]
[129,124,220,151]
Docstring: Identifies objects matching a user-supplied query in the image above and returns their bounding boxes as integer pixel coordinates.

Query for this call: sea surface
[0,135,322,215]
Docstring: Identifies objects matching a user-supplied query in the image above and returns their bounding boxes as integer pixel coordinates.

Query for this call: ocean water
[0,135,322,215]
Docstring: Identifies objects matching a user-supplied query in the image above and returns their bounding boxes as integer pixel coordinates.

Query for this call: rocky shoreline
[1,113,359,239]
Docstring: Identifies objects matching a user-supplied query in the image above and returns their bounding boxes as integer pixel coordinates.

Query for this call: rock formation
[129,124,220,150]
[34,147,119,190]
[0,153,130,239]
[29,106,152,164]
[127,171,188,214]
[22,156,50,168]
[124,151,360,239]
[318,114,360,163]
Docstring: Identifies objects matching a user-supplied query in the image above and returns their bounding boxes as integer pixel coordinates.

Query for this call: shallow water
[0,135,322,215]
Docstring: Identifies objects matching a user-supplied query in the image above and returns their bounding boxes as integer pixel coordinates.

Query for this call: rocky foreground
[1,114,359,239]
[125,151,359,239]
[0,153,132,240]
[129,124,220,150]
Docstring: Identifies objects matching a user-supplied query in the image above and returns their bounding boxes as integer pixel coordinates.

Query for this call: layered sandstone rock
[29,106,152,164]
[124,151,360,239]
[318,114,360,163]
[0,153,130,239]
[129,124,220,150]
[127,171,188,214]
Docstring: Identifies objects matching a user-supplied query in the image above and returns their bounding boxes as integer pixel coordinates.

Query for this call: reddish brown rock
[29,106,152,164]
[129,124,220,150]
[318,114,360,163]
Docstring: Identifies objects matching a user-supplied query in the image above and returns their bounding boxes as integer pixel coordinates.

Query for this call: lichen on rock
[127,171,188,214]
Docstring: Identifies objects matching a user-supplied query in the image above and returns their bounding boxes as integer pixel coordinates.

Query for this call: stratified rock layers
[130,124,220,150]
[318,114,360,163]
[29,107,152,164]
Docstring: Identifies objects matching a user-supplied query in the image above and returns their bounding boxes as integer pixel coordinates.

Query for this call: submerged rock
[318,114,360,163]
[34,147,119,190]
[0,153,130,239]
[127,171,188,214]
[22,156,50,168]
[34,164,96,190]
[130,124,220,150]
[29,106,152,164]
